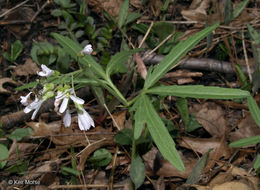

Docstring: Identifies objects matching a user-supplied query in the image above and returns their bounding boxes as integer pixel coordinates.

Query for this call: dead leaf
[195,102,226,137]
[0,77,17,94]
[143,147,197,178]
[111,110,127,130]
[229,113,260,144]
[135,54,147,79]
[181,0,210,22]
[3,7,34,38]
[178,137,231,159]
[14,58,39,76]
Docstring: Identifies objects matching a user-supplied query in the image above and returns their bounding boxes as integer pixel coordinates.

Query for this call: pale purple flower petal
[37,64,54,77]
[78,109,95,131]
[70,95,84,104]
[59,97,69,113]
[63,109,71,127]
[20,92,32,106]
[81,44,93,55]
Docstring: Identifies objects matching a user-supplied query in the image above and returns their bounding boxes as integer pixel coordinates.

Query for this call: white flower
[37,65,54,77]
[81,44,93,55]
[24,97,44,120]
[55,88,84,113]
[63,109,71,127]
[78,107,95,131]
[20,92,32,106]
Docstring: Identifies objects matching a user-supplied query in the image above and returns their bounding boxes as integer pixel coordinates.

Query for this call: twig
[242,30,252,82]
[30,0,50,22]
[138,21,154,48]
[0,0,30,18]
[142,32,174,60]
[109,146,119,190]
[104,103,121,131]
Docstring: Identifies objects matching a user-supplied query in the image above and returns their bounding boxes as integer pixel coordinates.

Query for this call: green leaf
[186,150,211,184]
[106,49,140,76]
[118,0,129,28]
[11,40,23,62]
[115,128,133,145]
[141,94,185,171]
[88,148,112,167]
[61,166,80,176]
[51,33,106,79]
[247,96,260,127]
[91,86,105,108]
[232,0,249,21]
[7,128,33,141]
[3,52,11,62]
[130,155,145,189]
[224,0,233,25]
[144,23,219,89]
[176,98,189,126]
[15,81,38,91]
[51,9,63,17]
[125,12,142,26]
[134,99,146,139]
[186,114,201,132]
[229,135,260,147]
[6,160,29,174]
[153,22,174,41]
[0,144,9,169]
[147,85,250,99]
[248,24,260,71]
[254,154,260,169]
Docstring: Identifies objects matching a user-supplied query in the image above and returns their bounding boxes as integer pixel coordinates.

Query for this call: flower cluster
[20,45,95,131]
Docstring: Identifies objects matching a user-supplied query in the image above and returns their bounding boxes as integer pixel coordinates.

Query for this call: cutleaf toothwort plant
[20,22,260,188]
[21,45,95,131]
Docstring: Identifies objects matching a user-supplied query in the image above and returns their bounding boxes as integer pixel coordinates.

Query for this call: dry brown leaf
[34,148,67,162]
[229,114,260,143]
[177,137,231,159]
[14,58,39,76]
[0,77,17,94]
[195,102,226,137]
[181,0,210,22]
[27,121,60,137]
[143,147,196,178]
[112,110,127,130]
[177,78,195,84]
[3,7,34,38]
[135,54,147,79]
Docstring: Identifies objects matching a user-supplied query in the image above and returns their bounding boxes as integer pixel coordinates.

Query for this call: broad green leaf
[142,94,185,171]
[88,148,112,167]
[254,154,260,169]
[186,115,201,132]
[147,85,250,99]
[176,98,189,126]
[3,52,11,62]
[7,128,33,141]
[232,0,249,21]
[51,9,63,17]
[247,96,260,127]
[153,22,174,41]
[229,135,260,147]
[134,100,146,140]
[115,128,133,145]
[11,40,23,62]
[144,23,219,90]
[0,144,9,169]
[106,49,140,76]
[118,0,129,28]
[61,166,80,176]
[51,33,106,79]
[186,150,211,184]
[130,155,145,189]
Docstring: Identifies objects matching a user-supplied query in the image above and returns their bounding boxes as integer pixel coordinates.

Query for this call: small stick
[103,103,121,131]
[30,0,50,22]
[0,0,30,18]
[138,21,154,48]
[242,30,252,82]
